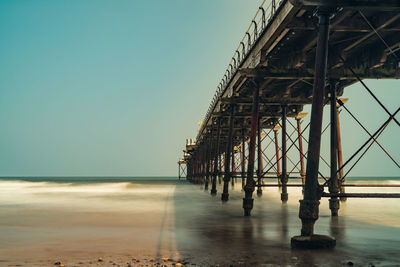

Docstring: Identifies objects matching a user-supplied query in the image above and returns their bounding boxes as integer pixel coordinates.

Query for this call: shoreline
[0,179,399,266]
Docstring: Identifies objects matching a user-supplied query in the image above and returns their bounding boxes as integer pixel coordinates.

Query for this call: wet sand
[0,178,399,266]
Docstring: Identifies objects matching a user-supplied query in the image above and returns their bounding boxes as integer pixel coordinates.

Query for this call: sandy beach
[0,178,399,267]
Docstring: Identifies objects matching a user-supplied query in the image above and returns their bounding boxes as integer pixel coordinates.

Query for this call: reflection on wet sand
[0,179,399,266]
[176,180,400,266]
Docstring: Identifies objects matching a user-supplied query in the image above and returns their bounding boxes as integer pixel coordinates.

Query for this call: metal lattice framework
[180,0,400,248]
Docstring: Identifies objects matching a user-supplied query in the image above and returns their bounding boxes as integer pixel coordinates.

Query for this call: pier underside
[180,0,400,249]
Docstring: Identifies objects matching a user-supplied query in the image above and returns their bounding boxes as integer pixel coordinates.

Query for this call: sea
[0,176,399,266]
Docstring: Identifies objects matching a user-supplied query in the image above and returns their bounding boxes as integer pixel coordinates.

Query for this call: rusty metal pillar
[222,103,235,202]
[198,150,203,183]
[186,161,190,181]
[291,7,335,249]
[196,156,201,183]
[274,127,282,185]
[329,81,340,216]
[205,128,213,191]
[219,153,223,184]
[196,151,199,182]
[197,154,201,182]
[243,80,260,216]
[231,142,236,187]
[193,156,197,182]
[186,161,189,180]
[337,107,346,201]
[257,116,264,196]
[211,117,221,195]
[199,148,203,183]
[296,117,306,191]
[281,105,288,203]
[241,128,246,189]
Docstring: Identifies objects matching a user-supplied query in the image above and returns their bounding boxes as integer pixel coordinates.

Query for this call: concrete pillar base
[291,234,336,249]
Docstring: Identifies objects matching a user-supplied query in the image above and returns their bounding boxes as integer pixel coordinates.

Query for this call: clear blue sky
[0,0,399,177]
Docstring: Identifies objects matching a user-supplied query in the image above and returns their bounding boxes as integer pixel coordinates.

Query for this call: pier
[179,0,400,248]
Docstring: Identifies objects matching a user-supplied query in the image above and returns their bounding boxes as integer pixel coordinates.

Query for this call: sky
[0,0,399,177]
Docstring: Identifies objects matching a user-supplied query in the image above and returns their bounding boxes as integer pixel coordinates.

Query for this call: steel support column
[241,128,246,189]
[187,161,191,180]
[281,105,288,202]
[222,103,235,201]
[231,143,236,187]
[205,129,213,191]
[219,154,223,184]
[243,80,260,216]
[274,127,282,185]
[296,118,306,191]
[291,7,336,249]
[211,117,221,195]
[336,107,346,201]
[329,82,340,216]
[257,116,264,196]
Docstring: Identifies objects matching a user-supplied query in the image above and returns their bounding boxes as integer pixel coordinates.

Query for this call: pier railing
[196,0,284,141]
